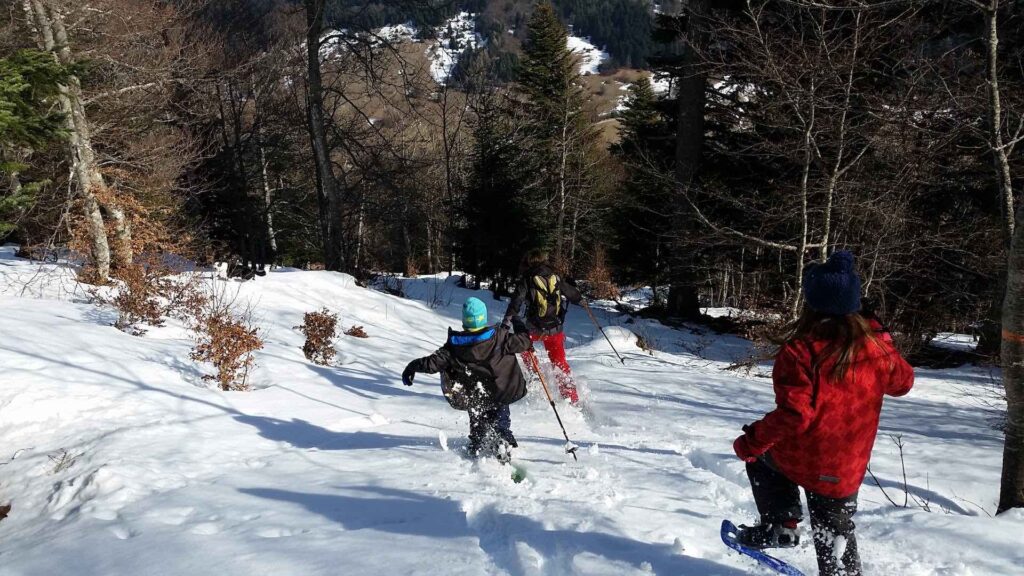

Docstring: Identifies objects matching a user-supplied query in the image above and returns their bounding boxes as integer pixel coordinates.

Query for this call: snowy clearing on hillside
[426,12,481,85]
[932,333,979,353]
[0,247,1021,575]
[377,22,419,43]
[652,74,672,96]
[567,36,608,76]
[315,22,419,61]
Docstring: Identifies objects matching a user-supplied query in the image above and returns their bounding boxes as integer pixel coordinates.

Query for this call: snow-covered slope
[567,36,608,76]
[0,246,1020,575]
[426,12,482,85]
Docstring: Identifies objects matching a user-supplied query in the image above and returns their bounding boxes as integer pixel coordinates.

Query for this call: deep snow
[0,246,1020,575]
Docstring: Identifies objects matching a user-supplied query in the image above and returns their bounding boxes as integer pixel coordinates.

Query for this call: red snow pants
[528,332,578,404]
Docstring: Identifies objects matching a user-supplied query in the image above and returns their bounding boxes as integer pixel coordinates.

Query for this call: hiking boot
[736,521,800,549]
[498,428,518,448]
[467,431,501,459]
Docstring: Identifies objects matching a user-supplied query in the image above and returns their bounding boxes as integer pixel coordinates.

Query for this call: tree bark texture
[25,0,117,281]
[304,0,346,271]
[667,0,708,320]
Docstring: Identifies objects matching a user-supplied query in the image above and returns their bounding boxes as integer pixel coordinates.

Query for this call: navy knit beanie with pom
[802,251,861,316]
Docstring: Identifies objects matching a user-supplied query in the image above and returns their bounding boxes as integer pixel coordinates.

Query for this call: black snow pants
[747,457,862,576]
[466,391,511,454]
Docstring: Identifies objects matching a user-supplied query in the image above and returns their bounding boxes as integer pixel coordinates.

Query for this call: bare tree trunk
[401,201,413,276]
[667,0,708,320]
[304,0,345,271]
[987,3,1015,246]
[569,192,581,264]
[25,0,114,281]
[554,101,571,263]
[820,13,861,260]
[978,1,1014,357]
[439,86,463,276]
[1000,204,1024,513]
[257,134,277,262]
[48,0,131,269]
[425,217,434,273]
[354,204,364,272]
[792,91,816,317]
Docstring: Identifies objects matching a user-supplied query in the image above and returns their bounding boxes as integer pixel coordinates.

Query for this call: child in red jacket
[733,251,914,576]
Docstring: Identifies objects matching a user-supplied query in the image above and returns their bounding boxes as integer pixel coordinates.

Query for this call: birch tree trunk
[978,0,1014,357]
[554,100,571,263]
[792,92,816,317]
[257,133,277,262]
[48,1,131,269]
[355,205,364,273]
[24,0,113,281]
[986,2,1015,246]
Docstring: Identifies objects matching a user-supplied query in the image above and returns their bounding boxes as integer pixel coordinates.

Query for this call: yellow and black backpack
[529,274,563,330]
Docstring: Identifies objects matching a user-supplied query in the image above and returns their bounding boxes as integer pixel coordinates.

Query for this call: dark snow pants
[467,393,511,453]
[747,457,862,576]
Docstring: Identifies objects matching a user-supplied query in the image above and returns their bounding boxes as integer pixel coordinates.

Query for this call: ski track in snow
[0,246,1020,575]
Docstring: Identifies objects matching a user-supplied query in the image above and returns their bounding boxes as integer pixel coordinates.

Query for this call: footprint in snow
[108,525,139,540]
[256,527,303,538]
[190,522,221,535]
[147,506,196,526]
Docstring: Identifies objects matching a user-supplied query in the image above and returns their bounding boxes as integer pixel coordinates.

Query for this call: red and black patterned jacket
[735,322,914,498]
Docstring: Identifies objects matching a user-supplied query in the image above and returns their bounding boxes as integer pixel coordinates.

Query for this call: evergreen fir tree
[463,90,534,297]
[519,3,576,122]
[610,77,674,292]
[0,49,70,238]
[516,2,599,267]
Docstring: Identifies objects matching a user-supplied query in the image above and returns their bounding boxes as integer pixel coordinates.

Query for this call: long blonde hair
[780,308,882,381]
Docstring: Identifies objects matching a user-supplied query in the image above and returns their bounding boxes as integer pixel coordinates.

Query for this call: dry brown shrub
[345,325,369,338]
[109,264,163,334]
[586,247,620,301]
[299,309,339,365]
[190,287,263,391]
[632,323,658,356]
[93,255,207,335]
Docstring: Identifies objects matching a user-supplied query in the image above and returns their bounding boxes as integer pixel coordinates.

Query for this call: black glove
[402,364,416,387]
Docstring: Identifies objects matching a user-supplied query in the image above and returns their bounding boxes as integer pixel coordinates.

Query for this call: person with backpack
[402,297,534,459]
[505,249,584,404]
[731,251,914,576]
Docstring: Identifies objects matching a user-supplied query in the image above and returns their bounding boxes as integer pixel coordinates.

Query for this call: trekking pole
[583,301,626,365]
[525,350,578,461]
